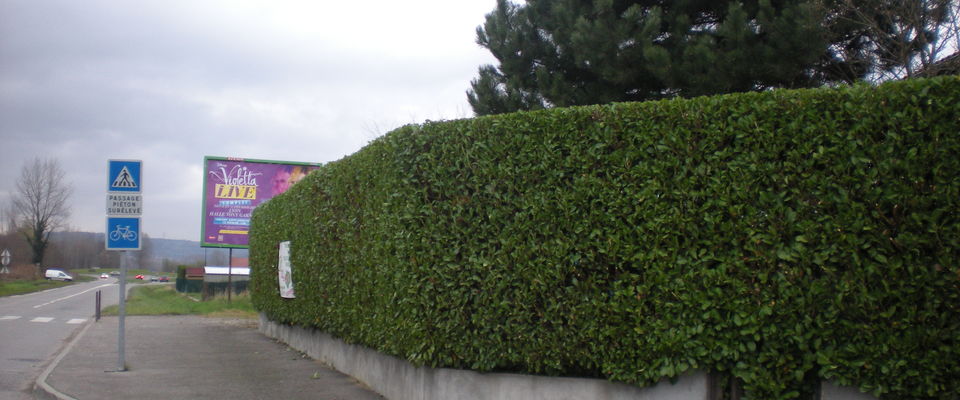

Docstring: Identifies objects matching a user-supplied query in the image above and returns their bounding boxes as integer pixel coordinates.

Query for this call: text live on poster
[201,156,320,248]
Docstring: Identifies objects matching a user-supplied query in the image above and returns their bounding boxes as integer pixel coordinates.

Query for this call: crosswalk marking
[0,316,88,324]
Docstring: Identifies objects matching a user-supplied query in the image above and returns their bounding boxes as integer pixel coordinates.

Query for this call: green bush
[176,265,187,288]
[250,77,960,399]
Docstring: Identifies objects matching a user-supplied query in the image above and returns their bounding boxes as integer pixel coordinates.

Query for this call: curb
[33,320,94,400]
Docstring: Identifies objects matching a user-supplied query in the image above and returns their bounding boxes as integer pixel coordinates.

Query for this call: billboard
[201,156,320,248]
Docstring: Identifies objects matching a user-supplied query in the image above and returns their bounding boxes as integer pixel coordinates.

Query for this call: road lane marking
[32,283,113,309]
[0,316,91,324]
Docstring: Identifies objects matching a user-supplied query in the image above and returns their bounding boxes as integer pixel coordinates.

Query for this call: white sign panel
[106,193,143,216]
[1,249,10,274]
[278,241,294,298]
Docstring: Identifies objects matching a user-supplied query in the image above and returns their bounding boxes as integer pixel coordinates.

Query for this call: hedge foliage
[250,77,960,399]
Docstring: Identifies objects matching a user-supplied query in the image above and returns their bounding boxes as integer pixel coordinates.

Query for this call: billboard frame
[200,156,321,249]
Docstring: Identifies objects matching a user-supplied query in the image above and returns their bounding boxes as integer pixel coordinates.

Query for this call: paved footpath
[35,315,383,400]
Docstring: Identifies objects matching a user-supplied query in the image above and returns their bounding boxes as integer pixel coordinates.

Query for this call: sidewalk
[35,315,383,400]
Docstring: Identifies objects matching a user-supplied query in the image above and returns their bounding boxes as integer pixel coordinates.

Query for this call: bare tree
[46,232,103,270]
[0,202,17,235]
[98,244,121,269]
[74,233,103,269]
[11,158,73,271]
[136,232,153,270]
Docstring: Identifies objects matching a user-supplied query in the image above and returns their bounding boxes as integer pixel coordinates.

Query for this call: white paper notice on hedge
[278,241,295,298]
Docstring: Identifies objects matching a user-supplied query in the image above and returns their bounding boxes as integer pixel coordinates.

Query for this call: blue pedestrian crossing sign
[107,159,143,251]
[106,217,141,250]
[108,160,142,193]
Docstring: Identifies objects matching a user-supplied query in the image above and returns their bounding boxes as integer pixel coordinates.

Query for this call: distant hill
[149,237,206,263]
[49,232,247,268]
[149,237,248,265]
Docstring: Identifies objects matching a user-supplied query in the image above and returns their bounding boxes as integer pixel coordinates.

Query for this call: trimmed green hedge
[250,77,960,399]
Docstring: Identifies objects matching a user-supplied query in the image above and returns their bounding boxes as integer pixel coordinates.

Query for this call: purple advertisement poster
[201,156,320,248]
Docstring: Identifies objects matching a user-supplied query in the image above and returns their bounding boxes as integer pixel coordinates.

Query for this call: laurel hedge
[249,77,960,399]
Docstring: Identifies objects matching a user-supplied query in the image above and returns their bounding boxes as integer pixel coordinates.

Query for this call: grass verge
[0,279,72,297]
[103,285,257,318]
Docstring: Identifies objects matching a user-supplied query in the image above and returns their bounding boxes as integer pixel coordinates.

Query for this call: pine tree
[467,0,958,115]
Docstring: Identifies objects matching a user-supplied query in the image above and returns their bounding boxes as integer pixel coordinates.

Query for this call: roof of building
[204,266,250,276]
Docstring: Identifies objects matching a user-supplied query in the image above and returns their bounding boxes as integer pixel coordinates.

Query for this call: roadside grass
[103,285,256,318]
[0,270,97,297]
[0,279,72,297]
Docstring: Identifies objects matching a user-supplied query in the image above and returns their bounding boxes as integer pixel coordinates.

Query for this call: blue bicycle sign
[110,225,138,241]
[106,217,141,250]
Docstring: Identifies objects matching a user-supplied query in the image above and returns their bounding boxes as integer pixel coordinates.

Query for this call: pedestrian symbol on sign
[112,166,137,189]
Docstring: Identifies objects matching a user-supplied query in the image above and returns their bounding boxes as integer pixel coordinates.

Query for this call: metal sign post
[117,251,127,371]
[106,159,143,373]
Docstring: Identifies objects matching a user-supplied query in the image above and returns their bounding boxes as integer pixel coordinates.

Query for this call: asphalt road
[0,278,121,399]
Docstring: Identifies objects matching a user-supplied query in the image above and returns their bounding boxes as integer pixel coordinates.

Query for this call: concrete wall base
[259,314,708,400]
[259,314,877,400]
[820,381,877,400]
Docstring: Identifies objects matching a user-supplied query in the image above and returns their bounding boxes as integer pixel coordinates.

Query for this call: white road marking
[1,316,90,324]
[32,283,113,309]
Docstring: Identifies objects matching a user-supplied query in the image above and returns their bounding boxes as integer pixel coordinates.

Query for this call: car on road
[158,276,169,282]
[109,271,120,277]
[135,274,144,280]
[44,269,73,282]
[149,276,159,282]
[100,273,109,279]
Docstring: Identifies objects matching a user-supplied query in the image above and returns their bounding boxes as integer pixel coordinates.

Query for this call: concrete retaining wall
[259,314,708,400]
[820,382,876,400]
[259,314,876,400]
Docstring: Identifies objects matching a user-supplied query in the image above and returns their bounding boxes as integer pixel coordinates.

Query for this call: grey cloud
[1,0,496,240]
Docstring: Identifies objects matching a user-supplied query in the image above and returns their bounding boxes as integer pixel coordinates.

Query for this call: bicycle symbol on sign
[109,225,138,242]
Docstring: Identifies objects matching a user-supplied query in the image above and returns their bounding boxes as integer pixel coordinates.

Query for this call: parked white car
[45,269,73,282]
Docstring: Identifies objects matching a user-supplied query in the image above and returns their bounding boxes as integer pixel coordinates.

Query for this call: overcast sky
[1,0,498,241]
